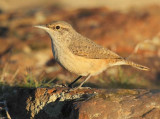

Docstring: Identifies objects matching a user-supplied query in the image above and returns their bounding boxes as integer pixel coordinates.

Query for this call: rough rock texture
[7,87,160,119]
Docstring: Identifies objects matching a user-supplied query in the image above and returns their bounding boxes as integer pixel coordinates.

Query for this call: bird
[35,21,149,88]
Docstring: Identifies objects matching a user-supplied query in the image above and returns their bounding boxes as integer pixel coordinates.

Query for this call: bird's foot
[53,84,68,88]
[68,86,91,92]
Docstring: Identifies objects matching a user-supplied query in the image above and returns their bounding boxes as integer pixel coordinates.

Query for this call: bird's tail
[124,60,150,71]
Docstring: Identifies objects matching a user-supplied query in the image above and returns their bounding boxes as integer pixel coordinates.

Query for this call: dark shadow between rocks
[1,85,36,119]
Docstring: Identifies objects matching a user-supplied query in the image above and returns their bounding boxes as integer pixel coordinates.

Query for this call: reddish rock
[7,87,160,119]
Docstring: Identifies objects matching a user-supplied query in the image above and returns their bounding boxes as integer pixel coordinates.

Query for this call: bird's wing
[68,35,122,59]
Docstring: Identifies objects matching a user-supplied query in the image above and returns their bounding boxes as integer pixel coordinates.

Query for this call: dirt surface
[0,6,160,89]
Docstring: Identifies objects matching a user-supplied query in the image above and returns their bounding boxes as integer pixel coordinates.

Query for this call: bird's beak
[34,25,49,31]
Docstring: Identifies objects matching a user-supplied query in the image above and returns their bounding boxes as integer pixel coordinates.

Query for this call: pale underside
[53,33,125,76]
[56,46,124,76]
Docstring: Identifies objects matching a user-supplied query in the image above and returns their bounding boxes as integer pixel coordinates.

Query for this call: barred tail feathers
[124,60,150,71]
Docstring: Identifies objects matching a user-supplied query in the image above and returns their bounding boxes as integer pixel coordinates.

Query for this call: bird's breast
[51,44,108,76]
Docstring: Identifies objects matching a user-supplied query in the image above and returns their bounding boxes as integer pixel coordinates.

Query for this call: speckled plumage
[68,33,121,59]
[35,21,149,88]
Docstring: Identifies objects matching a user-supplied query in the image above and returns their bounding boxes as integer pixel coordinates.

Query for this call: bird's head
[35,21,75,44]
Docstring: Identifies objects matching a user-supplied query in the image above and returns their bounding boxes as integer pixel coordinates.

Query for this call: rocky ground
[6,86,160,119]
[0,3,160,119]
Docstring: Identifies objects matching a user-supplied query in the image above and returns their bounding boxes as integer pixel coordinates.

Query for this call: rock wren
[35,21,149,88]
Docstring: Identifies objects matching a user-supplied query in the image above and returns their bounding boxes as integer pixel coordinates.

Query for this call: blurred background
[0,0,160,89]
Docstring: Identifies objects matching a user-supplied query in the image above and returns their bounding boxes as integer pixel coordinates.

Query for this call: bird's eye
[55,25,60,30]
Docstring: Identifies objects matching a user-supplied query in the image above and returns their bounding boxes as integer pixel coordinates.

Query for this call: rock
[7,87,160,119]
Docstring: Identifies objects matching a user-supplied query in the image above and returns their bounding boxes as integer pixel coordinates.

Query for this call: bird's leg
[68,76,82,88]
[77,75,91,88]
[68,75,91,91]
